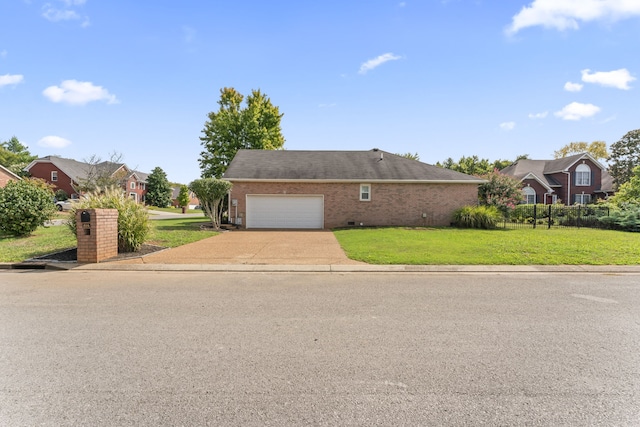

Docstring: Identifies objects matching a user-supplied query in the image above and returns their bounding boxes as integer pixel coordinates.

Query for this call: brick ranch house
[0,164,21,187]
[500,153,615,205]
[222,149,485,229]
[25,156,149,203]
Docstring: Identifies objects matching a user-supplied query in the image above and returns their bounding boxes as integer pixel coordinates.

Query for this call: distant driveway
[116,231,363,265]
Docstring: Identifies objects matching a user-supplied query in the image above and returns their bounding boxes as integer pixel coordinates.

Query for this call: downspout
[563,171,571,205]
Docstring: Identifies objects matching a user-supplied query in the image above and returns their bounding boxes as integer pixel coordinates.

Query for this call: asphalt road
[1,270,639,426]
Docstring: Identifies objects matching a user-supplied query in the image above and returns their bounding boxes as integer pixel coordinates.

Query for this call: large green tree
[0,136,37,177]
[553,141,609,160]
[199,87,285,178]
[189,178,232,229]
[607,165,640,207]
[609,129,640,187]
[145,166,172,207]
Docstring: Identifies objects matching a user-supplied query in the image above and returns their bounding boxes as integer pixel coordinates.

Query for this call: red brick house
[500,153,614,205]
[222,149,485,229]
[25,156,148,202]
[0,164,21,187]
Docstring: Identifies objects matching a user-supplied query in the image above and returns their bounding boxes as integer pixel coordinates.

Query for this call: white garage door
[246,195,324,229]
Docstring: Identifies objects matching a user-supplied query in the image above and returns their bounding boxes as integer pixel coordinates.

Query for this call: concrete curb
[4,261,639,273]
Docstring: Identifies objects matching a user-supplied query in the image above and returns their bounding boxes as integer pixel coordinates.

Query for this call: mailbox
[80,211,91,223]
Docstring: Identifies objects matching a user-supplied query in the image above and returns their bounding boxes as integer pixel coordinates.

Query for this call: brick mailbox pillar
[76,208,119,263]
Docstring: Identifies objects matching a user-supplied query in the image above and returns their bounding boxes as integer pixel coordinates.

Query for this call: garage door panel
[247,195,324,229]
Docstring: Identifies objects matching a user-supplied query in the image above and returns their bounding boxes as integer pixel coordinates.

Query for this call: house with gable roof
[25,156,149,203]
[223,149,485,229]
[500,153,614,205]
[0,164,21,187]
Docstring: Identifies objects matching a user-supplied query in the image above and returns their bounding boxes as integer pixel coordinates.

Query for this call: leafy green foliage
[609,129,640,187]
[0,136,37,177]
[478,169,524,214]
[189,178,232,229]
[67,187,150,252]
[54,189,69,201]
[553,141,609,160]
[395,152,420,161]
[145,166,172,207]
[452,205,502,229]
[598,206,640,232]
[177,184,190,208]
[0,178,56,236]
[199,87,285,178]
[437,154,527,176]
[607,165,640,207]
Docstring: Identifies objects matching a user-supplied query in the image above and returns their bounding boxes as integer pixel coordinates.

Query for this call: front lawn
[0,217,216,263]
[333,227,640,265]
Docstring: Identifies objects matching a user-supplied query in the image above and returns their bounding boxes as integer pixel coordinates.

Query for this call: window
[130,182,136,190]
[51,171,58,182]
[522,187,536,204]
[574,194,591,205]
[575,163,591,186]
[360,184,371,201]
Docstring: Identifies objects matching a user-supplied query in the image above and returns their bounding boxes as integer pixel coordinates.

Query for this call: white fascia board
[521,173,553,191]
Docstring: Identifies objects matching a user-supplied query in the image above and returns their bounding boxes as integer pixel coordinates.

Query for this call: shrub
[66,186,150,252]
[598,203,640,232]
[54,189,68,201]
[0,178,56,237]
[452,205,502,229]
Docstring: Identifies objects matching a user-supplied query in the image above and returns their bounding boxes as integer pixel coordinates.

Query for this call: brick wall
[28,162,78,197]
[76,209,119,263]
[229,181,479,228]
[0,168,18,188]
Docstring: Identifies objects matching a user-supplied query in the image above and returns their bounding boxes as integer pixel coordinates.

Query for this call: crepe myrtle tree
[478,169,524,215]
[189,178,232,229]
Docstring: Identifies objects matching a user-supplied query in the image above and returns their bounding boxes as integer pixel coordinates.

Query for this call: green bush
[452,205,502,229]
[66,186,150,252]
[0,178,56,237]
[598,204,640,232]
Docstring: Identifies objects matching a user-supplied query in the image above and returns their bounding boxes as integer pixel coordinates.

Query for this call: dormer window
[575,164,591,186]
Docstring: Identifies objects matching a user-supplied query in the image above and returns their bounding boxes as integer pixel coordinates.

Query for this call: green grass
[147,206,204,214]
[0,217,216,263]
[333,227,640,265]
[0,226,77,263]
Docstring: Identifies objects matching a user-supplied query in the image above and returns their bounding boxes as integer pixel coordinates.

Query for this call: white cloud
[528,111,548,119]
[42,0,89,27]
[500,121,516,131]
[554,102,601,120]
[359,53,402,75]
[581,68,636,90]
[37,135,72,148]
[564,81,583,92]
[0,74,24,87]
[43,80,119,105]
[506,0,640,35]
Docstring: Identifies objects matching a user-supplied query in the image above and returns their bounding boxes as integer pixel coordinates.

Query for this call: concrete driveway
[114,231,364,265]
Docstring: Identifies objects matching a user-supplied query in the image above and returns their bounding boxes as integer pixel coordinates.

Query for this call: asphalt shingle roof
[223,149,484,182]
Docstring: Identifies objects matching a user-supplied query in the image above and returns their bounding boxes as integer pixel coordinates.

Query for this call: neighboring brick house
[500,153,614,205]
[25,156,148,202]
[0,164,21,187]
[170,186,200,209]
[222,149,485,229]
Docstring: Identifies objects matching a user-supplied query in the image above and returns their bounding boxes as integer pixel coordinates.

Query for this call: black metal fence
[502,204,610,229]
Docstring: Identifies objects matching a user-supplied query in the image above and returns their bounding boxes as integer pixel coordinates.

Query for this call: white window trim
[360,184,371,201]
[575,164,591,186]
[574,193,591,205]
[130,181,136,190]
[51,171,58,182]
[522,186,536,204]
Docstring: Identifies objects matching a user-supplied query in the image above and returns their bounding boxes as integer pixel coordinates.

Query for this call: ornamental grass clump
[67,186,150,252]
[452,205,502,229]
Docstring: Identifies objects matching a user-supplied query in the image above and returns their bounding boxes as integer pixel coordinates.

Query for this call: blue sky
[1,0,639,184]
